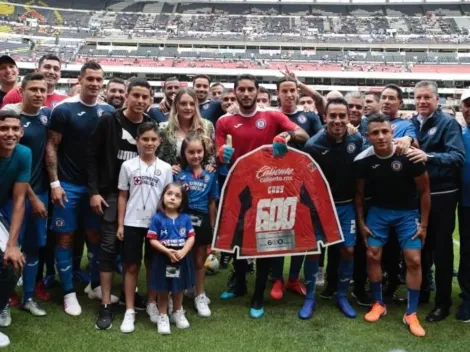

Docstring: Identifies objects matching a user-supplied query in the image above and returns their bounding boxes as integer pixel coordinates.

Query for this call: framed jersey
[212,145,344,259]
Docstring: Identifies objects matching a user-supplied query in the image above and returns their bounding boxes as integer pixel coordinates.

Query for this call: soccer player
[210,82,224,100]
[1,73,51,317]
[88,78,154,330]
[256,87,271,107]
[0,109,30,348]
[355,114,430,337]
[216,74,308,318]
[407,80,465,322]
[1,54,67,109]
[0,56,19,106]
[104,78,126,109]
[364,92,381,118]
[457,89,470,322]
[302,98,364,319]
[193,74,224,124]
[148,77,180,123]
[45,61,114,316]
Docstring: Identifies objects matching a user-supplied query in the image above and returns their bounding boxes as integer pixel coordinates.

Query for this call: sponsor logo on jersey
[297,114,307,124]
[372,164,380,169]
[234,123,243,128]
[428,127,437,136]
[347,143,356,153]
[255,119,266,130]
[321,150,329,155]
[77,111,86,116]
[256,166,294,183]
[391,160,402,171]
[39,114,48,125]
[23,122,31,128]
[122,129,137,145]
[161,229,168,236]
[55,218,65,227]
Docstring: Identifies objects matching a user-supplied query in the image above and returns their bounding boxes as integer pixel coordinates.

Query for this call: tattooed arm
[46,130,67,207]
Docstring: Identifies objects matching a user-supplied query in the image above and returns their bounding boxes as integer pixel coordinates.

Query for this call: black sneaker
[220,253,232,269]
[95,304,114,330]
[319,284,336,299]
[351,290,372,307]
[456,301,470,323]
[119,291,146,311]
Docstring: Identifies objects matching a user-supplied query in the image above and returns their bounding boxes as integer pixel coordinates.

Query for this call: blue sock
[337,259,354,298]
[88,242,100,288]
[288,255,304,281]
[370,281,383,305]
[55,247,73,293]
[22,246,39,302]
[271,257,284,281]
[304,259,319,299]
[406,288,420,315]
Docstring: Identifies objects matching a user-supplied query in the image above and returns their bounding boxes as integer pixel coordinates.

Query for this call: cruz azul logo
[255,166,294,183]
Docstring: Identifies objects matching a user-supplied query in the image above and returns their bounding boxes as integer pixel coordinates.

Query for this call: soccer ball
[205,254,220,275]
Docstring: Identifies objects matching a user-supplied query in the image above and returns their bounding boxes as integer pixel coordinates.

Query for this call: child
[147,183,196,334]
[116,122,173,334]
[174,133,218,317]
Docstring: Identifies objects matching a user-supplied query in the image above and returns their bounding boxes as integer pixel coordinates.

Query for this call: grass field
[1,228,468,352]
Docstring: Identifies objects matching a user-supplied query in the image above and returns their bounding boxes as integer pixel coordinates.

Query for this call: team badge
[155,169,162,176]
[55,218,65,227]
[182,182,190,192]
[297,114,307,124]
[255,119,266,130]
[39,115,48,125]
[391,160,402,171]
[133,176,142,185]
[428,127,437,136]
[97,109,104,117]
[203,103,210,110]
[347,143,356,154]
[51,101,59,108]
[179,228,187,236]
[204,175,210,183]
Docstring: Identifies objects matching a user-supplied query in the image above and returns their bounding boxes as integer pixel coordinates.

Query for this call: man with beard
[193,74,224,124]
[216,74,308,318]
[105,78,126,110]
[0,56,19,106]
[148,77,180,123]
[2,55,67,109]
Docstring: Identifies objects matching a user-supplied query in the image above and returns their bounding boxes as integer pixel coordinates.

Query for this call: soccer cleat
[120,309,136,333]
[195,294,211,317]
[286,279,307,297]
[9,292,20,307]
[21,299,47,317]
[337,297,357,318]
[87,286,119,304]
[0,307,11,327]
[270,280,285,300]
[34,281,51,301]
[319,284,336,299]
[299,298,316,320]
[157,314,171,335]
[403,313,426,337]
[147,302,159,323]
[42,275,57,289]
[0,331,10,348]
[95,304,114,330]
[351,290,373,307]
[73,269,90,284]
[170,309,190,329]
[456,301,470,323]
[64,292,82,316]
[220,284,247,300]
[316,267,325,286]
[365,302,387,323]
[249,307,265,319]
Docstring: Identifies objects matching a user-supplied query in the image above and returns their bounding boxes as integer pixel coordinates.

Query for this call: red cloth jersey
[1,88,67,109]
[213,146,343,258]
[216,109,298,163]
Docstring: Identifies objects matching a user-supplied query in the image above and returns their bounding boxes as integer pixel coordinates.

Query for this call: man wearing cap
[457,89,470,322]
[0,56,19,106]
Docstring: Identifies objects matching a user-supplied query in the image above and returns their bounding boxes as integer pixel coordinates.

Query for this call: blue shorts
[316,203,356,248]
[0,192,48,247]
[50,182,100,233]
[366,206,421,250]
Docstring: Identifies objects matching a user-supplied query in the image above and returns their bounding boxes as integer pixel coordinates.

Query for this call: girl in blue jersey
[175,134,219,318]
[147,183,195,335]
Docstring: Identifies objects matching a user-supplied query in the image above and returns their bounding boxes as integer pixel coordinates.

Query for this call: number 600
[255,197,297,232]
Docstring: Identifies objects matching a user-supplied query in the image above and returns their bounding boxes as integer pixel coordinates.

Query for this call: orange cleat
[286,279,306,297]
[34,281,52,301]
[365,302,387,323]
[270,280,285,300]
[403,313,426,337]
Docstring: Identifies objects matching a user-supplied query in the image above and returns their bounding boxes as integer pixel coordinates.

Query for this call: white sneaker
[194,293,211,317]
[316,267,325,286]
[0,307,11,327]
[146,301,159,323]
[170,309,190,329]
[84,283,91,294]
[64,292,82,316]
[168,293,173,315]
[157,314,171,335]
[87,286,119,304]
[120,309,135,333]
[0,331,10,348]
[21,299,47,316]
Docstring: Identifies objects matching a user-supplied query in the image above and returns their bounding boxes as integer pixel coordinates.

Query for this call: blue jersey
[304,130,363,203]
[284,109,323,150]
[147,106,169,123]
[174,168,219,214]
[49,96,114,185]
[147,212,195,248]
[20,107,51,194]
[199,100,224,125]
[461,127,470,206]
[0,144,32,207]
[354,145,426,210]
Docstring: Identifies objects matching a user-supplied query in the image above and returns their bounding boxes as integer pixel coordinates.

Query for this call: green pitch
[2,229,467,352]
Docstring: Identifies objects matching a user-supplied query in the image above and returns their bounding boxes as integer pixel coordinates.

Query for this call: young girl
[147,183,195,335]
[174,134,218,317]
[116,122,173,334]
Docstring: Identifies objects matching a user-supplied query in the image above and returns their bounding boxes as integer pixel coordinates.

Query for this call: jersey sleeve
[410,160,427,178]
[164,166,173,187]
[403,120,418,139]
[147,215,160,240]
[17,146,32,183]
[117,162,131,191]
[354,159,367,180]
[209,173,220,201]
[215,116,228,150]
[49,104,69,135]
[275,112,299,133]
[0,88,21,108]
[308,113,323,136]
[185,214,195,238]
